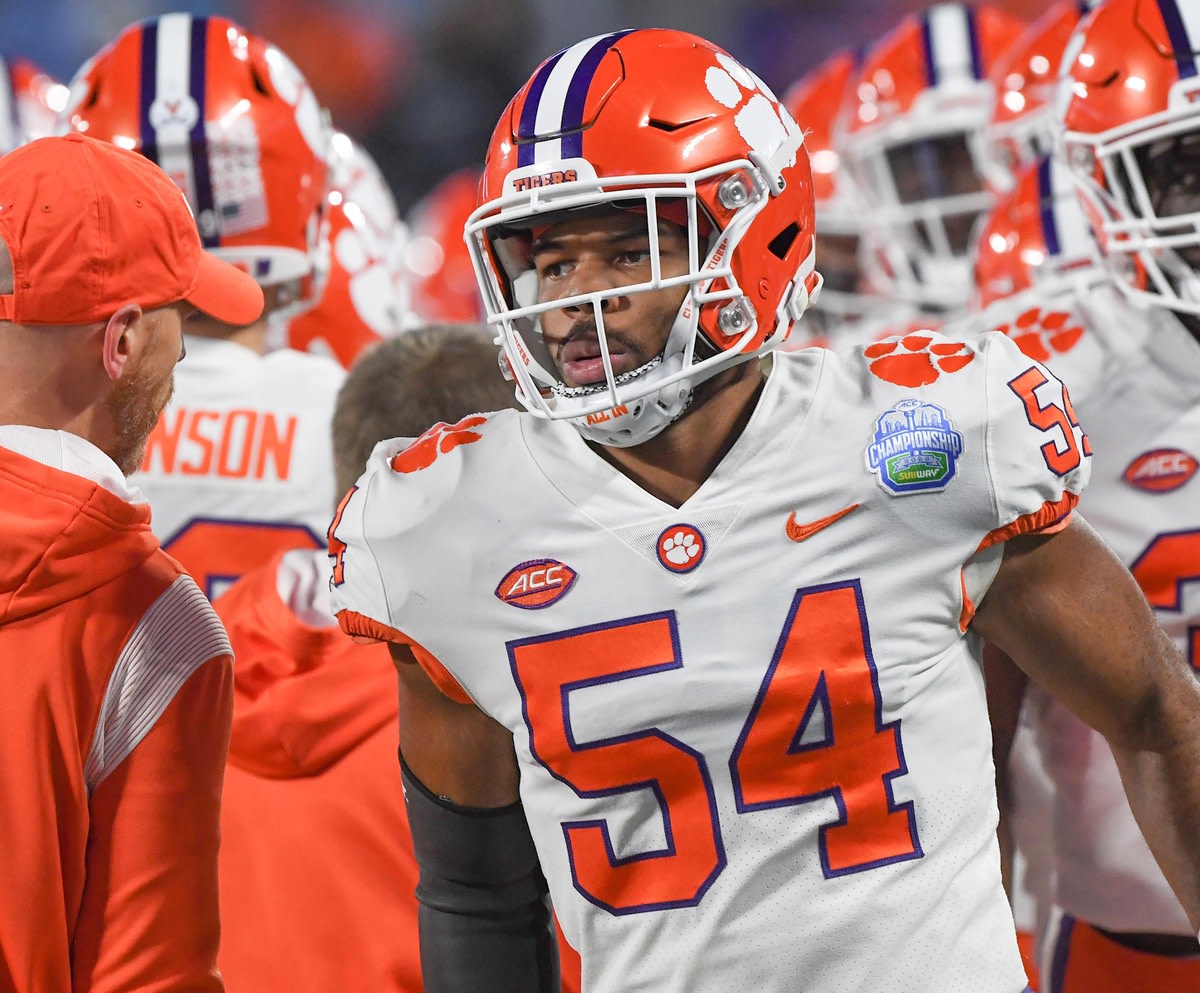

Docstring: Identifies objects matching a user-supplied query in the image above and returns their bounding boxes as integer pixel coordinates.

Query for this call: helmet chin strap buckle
[781,269,823,322]
[748,150,787,196]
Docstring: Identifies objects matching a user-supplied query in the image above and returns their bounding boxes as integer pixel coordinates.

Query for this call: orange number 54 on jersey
[509,580,922,916]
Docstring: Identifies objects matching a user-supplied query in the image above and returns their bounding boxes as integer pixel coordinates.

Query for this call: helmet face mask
[848,115,995,311]
[469,29,821,447]
[470,171,780,443]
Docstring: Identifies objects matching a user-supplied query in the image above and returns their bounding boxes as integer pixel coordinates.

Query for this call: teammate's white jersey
[133,335,345,600]
[1011,284,1200,935]
[332,333,1088,993]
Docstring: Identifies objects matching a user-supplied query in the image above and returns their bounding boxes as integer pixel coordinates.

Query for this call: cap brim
[185,251,266,327]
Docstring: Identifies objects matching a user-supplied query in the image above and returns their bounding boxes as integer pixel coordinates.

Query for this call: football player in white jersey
[329,28,1200,993]
[57,14,346,599]
[838,3,1028,323]
[969,1,1200,989]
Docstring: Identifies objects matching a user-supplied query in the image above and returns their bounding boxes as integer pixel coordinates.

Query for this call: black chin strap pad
[400,754,561,993]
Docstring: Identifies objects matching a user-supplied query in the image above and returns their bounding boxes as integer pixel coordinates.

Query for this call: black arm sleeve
[400,754,561,993]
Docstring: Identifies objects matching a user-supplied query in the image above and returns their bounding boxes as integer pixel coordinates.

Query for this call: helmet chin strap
[556,274,776,447]
[551,353,665,400]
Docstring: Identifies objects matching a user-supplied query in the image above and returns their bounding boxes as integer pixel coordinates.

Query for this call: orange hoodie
[214,549,423,992]
[0,428,233,993]
[215,549,584,992]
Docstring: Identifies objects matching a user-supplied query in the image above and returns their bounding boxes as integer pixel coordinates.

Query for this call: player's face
[1138,130,1200,268]
[532,210,691,388]
[105,301,189,475]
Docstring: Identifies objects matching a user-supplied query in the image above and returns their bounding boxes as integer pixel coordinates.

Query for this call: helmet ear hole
[248,64,272,98]
[768,222,800,261]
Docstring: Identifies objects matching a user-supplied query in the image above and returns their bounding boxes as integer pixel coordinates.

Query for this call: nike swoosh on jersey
[785,502,861,542]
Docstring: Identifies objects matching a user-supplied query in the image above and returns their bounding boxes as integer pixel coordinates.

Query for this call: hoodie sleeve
[71,590,234,993]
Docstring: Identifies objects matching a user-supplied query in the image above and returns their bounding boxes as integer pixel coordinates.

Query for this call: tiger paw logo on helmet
[705,54,802,171]
[390,416,487,474]
[865,331,975,388]
[991,307,1084,364]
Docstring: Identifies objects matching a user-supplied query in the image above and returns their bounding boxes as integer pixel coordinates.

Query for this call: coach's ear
[100,303,145,381]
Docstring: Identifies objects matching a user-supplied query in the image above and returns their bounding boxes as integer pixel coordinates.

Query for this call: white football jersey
[1018,284,1200,934]
[332,333,1088,993]
[133,335,345,600]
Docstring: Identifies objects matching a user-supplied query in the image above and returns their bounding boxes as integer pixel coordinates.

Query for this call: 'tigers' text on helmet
[512,170,579,192]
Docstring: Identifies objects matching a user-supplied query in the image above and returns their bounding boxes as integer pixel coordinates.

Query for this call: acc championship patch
[865,399,964,495]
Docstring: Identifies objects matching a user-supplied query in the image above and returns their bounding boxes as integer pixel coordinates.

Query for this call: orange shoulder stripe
[976,493,1078,554]
[959,494,1078,632]
[336,609,473,705]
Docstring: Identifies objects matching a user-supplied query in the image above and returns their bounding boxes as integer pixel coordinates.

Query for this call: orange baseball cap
[0,133,264,326]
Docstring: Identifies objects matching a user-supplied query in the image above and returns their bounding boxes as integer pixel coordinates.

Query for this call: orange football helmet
[974,155,1105,311]
[982,1,1096,193]
[0,58,68,153]
[1058,0,1200,315]
[841,2,1027,312]
[60,13,331,292]
[406,168,487,324]
[469,28,821,447]
[288,132,408,367]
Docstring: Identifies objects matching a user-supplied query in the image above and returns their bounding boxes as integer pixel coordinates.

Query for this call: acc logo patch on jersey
[495,559,577,609]
[1122,449,1198,493]
[866,399,964,496]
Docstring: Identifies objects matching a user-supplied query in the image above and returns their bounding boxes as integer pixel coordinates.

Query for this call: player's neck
[185,314,269,355]
[592,359,765,508]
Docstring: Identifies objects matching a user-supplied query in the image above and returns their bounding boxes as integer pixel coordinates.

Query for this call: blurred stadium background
[0,0,1048,212]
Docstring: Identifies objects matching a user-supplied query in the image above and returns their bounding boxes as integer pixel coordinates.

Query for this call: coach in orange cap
[0,133,262,992]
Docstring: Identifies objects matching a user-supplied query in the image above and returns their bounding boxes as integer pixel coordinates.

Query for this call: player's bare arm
[389,642,521,806]
[389,643,556,993]
[982,643,1028,894]
[972,515,1200,928]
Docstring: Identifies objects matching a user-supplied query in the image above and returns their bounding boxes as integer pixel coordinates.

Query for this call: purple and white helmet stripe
[1039,156,1096,270]
[516,30,633,167]
[138,13,217,246]
[921,3,985,87]
[1157,0,1200,80]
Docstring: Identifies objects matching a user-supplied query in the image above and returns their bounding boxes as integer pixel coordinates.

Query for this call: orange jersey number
[327,486,358,587]
[509,580,921,915]
[1008,367,1092,475]
[732,581,920,875]
[1131,530,1200,670]
[164,518,323,599]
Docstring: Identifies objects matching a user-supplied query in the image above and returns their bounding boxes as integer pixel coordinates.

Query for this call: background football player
[981,1,1200,989]
[59,13,347,599]
[840,2,1027,320]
